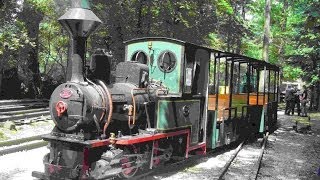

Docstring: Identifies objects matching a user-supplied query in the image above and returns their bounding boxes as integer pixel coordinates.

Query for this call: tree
[262,0,271,62]
[291,0,320,109]
[0,0,59,99]
[0,0,21,97]
[18,1,44,98]
[1,0,320,104]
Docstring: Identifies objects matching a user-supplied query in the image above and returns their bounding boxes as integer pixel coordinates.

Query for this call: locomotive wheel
[90,159,113,180]
[119,146,140,179]
[163,144,173,161]
[153,141,161,166]
[90,149,124,179]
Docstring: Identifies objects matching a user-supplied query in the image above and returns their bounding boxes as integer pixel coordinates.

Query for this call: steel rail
[251,132,269,180]
[0,134,45,147]
[217,133,269,180]
[0,140,47,156]
[218,140,245,180]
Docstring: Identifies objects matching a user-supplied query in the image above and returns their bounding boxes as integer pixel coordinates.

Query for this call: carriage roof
[125,37,280,71]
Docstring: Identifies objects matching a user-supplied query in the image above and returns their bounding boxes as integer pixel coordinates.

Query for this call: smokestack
[58,0,102,82]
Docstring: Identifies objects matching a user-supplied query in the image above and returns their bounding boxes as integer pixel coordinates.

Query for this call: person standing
[294,87,301,116]
[285,87,291,115]
[300,85,308,117]
[285,87,295,115]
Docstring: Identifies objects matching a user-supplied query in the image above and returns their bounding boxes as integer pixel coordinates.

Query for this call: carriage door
[192,49,210,144]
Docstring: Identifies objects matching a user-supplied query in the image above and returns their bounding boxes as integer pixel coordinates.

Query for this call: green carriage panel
[156,99,200,144]
[259,106,265,133]
[207,110,218,149]
[126,40,184,95]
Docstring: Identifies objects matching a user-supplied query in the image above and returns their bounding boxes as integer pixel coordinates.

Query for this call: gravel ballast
[0,120,54,142]
[258,111,320,180]
[0,147,48,180]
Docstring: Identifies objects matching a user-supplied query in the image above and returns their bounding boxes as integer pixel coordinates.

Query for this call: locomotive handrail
[130,88,148,128]
[155,88,169,96]
[96,80,113,136]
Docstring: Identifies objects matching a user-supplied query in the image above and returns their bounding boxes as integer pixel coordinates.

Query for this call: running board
[186,142,206,158]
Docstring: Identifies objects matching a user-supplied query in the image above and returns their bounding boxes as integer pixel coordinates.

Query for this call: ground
[258,110,320,180]
[0,120,54,141]
[0,147,48,180]
[146,109,320,180]
[0,110,319,179]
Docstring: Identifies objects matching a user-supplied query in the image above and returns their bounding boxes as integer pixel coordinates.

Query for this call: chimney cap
[58,8,102,38]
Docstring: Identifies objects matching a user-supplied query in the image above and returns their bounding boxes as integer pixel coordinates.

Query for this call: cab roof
[124,37,280,71]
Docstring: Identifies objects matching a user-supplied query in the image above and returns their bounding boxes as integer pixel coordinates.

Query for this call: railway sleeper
[0,110,50,122]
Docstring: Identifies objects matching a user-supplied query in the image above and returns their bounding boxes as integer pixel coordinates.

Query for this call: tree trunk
[18,3,43,98]
[136,0,144,36]
[279,0,288,62]
[236,1,246,54]
[262,0,271,62]
[227,16,232,52]
[145,1,152,36]
[0,54,3,98]
[317,82,320,111]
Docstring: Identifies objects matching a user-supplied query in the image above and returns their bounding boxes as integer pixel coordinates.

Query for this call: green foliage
[310,75,320,85]
[241,39,262,60]
[215,0,234,15]
[1,0,320,99]
[26,0,54,15]
[207,33,227,50]
[283,66,304,81]
[0,20,33,56]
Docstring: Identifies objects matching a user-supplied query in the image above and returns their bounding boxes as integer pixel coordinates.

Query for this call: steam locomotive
[32,1,280,179]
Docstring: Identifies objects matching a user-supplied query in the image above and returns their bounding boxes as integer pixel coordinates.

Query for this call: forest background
[0,0,319,109]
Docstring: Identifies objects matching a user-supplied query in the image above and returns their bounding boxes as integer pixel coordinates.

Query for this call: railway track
[0,99,49,124]
[136,142,241,180]
[0,99,50,156]
[136,134,268,180]
[0,134,48,156]
[219,133,269,180]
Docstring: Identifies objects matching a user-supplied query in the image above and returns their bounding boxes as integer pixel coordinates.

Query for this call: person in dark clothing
[300,85,308,117]
[294,87,301,116]
[285,87,291,115]
[285,87,295,115]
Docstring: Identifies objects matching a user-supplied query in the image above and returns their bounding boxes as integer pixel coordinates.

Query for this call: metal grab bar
[222,107,237,119]
[241,105,250,117]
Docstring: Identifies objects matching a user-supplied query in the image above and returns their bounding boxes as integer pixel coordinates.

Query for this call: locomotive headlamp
[148,41,153,50]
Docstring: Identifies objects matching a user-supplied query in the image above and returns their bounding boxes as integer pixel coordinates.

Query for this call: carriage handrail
[222,107,237,119]
[241,105,250,117]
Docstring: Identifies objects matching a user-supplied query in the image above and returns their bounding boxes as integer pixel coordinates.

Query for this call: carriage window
[209,58,216,94]
[158,51,177,73]
[218,58,228,94]
[131,51,148,64]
